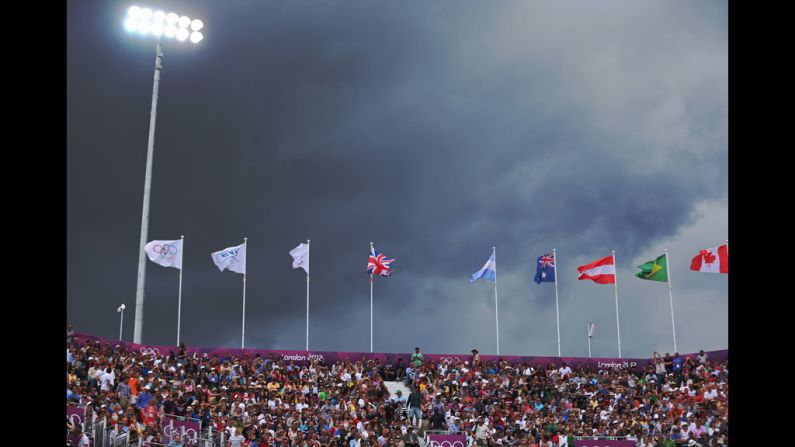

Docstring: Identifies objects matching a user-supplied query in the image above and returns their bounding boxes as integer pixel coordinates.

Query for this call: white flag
[211,242,246,274]
[290,243,309,274]
[144,239,183,269]
[588,322,597,338]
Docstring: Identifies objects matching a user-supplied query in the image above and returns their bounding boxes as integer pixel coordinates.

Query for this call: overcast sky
[67,0,727,358]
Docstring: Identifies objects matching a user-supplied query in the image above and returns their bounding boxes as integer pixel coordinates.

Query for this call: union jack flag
[367,245,395,277]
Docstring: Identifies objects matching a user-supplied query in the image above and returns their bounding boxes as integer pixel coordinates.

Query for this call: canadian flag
[690,244,728,274]
[577,255,616,284]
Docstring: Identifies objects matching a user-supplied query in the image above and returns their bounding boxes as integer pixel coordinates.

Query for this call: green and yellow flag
[635,254,668,282]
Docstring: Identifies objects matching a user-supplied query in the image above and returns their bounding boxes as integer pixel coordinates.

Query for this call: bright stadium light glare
[123,7,204,43]
[124,18,138,32]
[138,21,151,34]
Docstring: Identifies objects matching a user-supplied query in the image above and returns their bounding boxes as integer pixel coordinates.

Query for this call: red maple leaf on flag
[700,249,717,265]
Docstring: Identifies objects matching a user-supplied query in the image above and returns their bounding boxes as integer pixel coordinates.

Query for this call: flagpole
[664,249,678,353]
[612,250,622,358]
[553,249,561,357]
[587,322,592,358]
[242,237,247,349]
[493,246,500,356]
[306,239,310,352]
[177,235,184,346]
[370,241,374,354]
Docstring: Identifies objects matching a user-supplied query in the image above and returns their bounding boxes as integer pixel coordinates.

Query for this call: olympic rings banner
[573,440,637,447]
[160,415,200,446]
[74,333,727,371]
[67,405,85,426]
[426,434,467,447]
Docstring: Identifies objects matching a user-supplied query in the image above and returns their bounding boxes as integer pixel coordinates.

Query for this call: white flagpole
[493,246,500,356]
[587,322,592,358]
[177,235,184,346]
[370,242,374,353]
[306,239,310,352]
[665,249,678,353]
[612,250,622,358]
[242,237,247,349]
[553,249,561,357]
[119,306,125,341]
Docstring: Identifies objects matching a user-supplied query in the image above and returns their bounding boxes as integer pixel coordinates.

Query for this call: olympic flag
[144,239,183,269]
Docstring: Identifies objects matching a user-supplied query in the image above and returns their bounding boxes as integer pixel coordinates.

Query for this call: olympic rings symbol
[428,441,465,447]
[163,425,199,445]
[153,244,178,255]
[140,347,161,357]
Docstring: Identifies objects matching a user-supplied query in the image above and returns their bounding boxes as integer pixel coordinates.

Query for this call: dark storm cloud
[68,0,727,357]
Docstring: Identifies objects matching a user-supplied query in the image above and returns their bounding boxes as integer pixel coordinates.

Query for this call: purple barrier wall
[74,333,727,371]
[67,405,85,426]
[426,434,467,447]
[574,440,637,447]
[161,415,201,446]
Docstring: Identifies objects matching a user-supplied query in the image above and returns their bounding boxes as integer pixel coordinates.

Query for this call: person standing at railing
[406,385,423,428]
[67,322,76,346]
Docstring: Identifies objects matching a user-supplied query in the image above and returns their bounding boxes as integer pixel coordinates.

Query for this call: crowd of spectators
[67,326,728,447]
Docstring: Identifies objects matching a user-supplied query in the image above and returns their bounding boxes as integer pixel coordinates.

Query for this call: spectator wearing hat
[471,349,480,368]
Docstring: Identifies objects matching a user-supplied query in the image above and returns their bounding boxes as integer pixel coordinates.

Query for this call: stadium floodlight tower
[124,6,204,344]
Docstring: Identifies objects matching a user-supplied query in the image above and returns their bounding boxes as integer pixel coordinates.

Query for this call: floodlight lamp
[190,31,203,43]
[124,18,137,32]
[152,23,164,36]
[128,6,141,18]
[164,25,177,38]
[166,12,179,25]
[176,28,189,41]
[178,16,191,28]
[191,19,203,31]
[140,8,153,20]
[153,10,165,22]
[137,21,151,34]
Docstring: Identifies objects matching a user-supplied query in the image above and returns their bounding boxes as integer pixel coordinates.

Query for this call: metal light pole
[118,304,126,340]
[124,6,204,343]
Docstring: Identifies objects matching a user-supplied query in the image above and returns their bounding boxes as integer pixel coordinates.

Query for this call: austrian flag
[690,244,728,274]
[367,245,395,277]
[577,255,616,284]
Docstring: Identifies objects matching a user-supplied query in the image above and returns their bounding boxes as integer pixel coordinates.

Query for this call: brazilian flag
[635,254,668,282]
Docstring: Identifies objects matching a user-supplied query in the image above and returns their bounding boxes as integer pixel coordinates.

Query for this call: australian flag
[534,253,556,284]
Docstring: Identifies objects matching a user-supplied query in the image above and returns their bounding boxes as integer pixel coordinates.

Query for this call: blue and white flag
[211,242,246,274]
[470,252,496,283]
